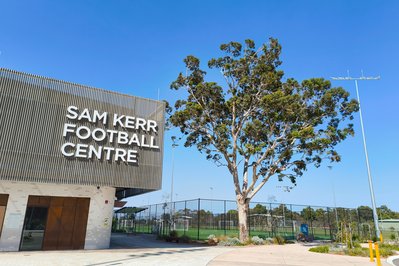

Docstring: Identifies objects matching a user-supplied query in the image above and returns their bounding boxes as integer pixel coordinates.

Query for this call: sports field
[133,226,333,241]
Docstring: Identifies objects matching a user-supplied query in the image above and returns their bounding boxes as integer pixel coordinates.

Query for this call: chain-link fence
[113,198,391,241]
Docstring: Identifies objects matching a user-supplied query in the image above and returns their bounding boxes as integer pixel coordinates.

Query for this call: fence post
[197,198,201,240]
[270,203,274,237]
[224,200,227,236]
[184,200,187,236]
[248,203,251,237]
[309,206,315,237]
[163,207,166,236]
[290,204,294,240]
[155,204,158,236]
[148,205,151,233]
[327,207,333,240]
[322,208,327,238]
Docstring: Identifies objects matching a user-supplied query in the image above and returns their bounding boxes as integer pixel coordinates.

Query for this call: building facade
[0,69,165,251]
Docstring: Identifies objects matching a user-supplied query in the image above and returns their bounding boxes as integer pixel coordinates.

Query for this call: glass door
[20,207,48,251]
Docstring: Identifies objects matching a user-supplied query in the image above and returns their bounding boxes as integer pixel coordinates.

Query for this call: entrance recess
[0,194,9,238]
[20,196,90,251]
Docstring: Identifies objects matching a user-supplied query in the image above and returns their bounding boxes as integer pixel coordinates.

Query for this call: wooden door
[42,197,90,250]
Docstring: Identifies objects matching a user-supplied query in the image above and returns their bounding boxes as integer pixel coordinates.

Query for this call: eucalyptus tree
[168,38,358,241]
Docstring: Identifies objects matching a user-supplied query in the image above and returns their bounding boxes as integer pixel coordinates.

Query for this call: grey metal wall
[0,68,165,198]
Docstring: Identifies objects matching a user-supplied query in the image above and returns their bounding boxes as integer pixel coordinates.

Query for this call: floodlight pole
[331,74,381,239]
[170,142,178,219]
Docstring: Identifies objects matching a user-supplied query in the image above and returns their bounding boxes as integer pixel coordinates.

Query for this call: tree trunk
[237,198,250,242]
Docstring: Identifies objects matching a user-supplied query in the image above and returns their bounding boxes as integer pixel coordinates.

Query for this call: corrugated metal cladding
[0,68,165,198]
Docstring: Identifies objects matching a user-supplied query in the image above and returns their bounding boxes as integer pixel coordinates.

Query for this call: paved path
[0,234,233,266]
[0,234,392,266]
[208,243,391,266]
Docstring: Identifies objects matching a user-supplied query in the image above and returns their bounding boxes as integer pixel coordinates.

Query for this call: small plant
[264,237,274,244]
[380,243,399,251]
[179,235,191,243]
[378,246,395,257]
[251,236,264,245]
[347,241,361,249]
[207,234,218,246]
[344,247,369,257]
[218,237,242,246]
[341,245,394,258]
[169,230,178,238]
[165,230,179,242]
[309,245,329,253]
[273,235,285,245]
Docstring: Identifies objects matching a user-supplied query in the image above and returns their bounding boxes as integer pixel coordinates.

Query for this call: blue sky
[1,0,398,210]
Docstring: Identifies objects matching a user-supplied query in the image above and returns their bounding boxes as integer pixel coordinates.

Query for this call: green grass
[132,225,332,241]
[309,246,329,253]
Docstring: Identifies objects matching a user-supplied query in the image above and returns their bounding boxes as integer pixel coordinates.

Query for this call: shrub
[264,237,274,244]
[207,234,218,246]
[309,245,329,253]
[379,246,395,257]
[273,235,285,245]
[343,246,394,257]
[179,235,191,243]
[347,241,361,249]
[380,243,399,252]
[257,234,267,240]
[218,237,242,246]
[169,230,178,238]
[251,236,264,245]
[345,247,369,257]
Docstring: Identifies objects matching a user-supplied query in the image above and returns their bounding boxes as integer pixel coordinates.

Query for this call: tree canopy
[168,38,358,241]
[169,38,358,201]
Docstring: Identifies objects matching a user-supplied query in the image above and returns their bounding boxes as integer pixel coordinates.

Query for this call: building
[0,69,165,251]
[379,219,399,232]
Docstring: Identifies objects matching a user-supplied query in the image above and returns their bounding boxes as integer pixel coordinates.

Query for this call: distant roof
[115,207,148,214]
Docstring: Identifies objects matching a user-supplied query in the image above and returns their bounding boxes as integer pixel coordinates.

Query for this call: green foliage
[344,247,370,257]
[273,235,285,245]
[169,230,178,238]
[169,37,358,192]
[251,236,265,245]
[380,243,399,251]
[207,234,218,245]
[342,245,394,258]
[301,207,316,221]
[377,205,399,219]
[265,237,274,244]
[168,38,358,241]
[357,206,373,221]
[252,204,268,214]
[218,237,242,246]
[309,245,329,253]
[379,247,395,257]
[179,235,191,243]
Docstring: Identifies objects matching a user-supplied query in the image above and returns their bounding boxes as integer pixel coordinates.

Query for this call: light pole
[331,74,381,239]
[170,142,178,220]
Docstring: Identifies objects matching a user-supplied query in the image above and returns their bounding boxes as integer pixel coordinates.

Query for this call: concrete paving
[209,243,391,266]
[387,255,399,266]
[0,234,392,266]
[0,234,233,266]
